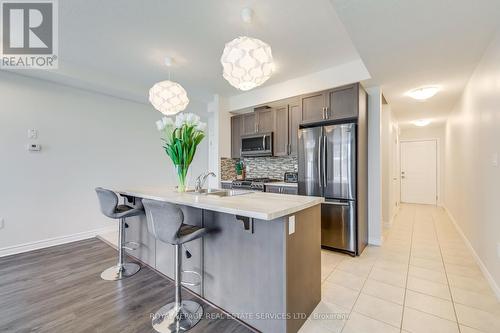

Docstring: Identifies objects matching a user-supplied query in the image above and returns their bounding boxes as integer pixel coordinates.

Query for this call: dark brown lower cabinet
[265,185,298,195]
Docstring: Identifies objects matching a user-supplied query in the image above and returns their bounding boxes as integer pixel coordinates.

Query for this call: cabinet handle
[288,143,291,155]
[325,107,329,119]
[322,107,325,119]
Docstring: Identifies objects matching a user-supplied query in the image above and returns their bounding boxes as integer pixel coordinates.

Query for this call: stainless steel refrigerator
[298,123,366,255]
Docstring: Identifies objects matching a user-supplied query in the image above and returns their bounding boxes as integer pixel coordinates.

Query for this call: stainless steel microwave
[241,132,273,157]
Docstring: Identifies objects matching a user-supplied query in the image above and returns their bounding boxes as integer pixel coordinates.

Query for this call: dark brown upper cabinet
[229,83,361,159]
[300,91,327,124]
[300,83,359,124]
[240,108,275,135]
[288,102,300,156]
[274,105,289,156]
[326,83,358,121]
[241,112,257,135]
[231,115,242,158]
[256,108,275,133]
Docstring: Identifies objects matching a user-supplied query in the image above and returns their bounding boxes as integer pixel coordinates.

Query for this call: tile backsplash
[220,156,298,181]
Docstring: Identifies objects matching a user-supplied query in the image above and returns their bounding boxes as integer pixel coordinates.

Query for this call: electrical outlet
[0,217,4,230]
[288,215,295,235]
[492,153,498,167]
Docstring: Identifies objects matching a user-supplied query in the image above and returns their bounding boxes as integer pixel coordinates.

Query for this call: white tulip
[163,117,174,127]
[175,113,186,127]
[156,119,166,131]
[185,113,194,124]
[196,121,207,132]
[186,113,200,126]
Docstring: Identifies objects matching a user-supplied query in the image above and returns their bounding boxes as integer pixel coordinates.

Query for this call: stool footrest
[181,270,202,287]
[123,241,140,251]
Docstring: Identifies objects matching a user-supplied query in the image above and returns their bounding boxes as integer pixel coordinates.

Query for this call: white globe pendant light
[221,36,274,91]
[221,9,275,91]
[149,57,189,115]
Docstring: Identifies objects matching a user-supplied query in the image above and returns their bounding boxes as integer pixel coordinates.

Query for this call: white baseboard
[443,206,500,301]
[0,226,116,258]
[368,237,382,246]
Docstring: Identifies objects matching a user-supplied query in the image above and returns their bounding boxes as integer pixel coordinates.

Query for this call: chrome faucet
[195,172,216,192]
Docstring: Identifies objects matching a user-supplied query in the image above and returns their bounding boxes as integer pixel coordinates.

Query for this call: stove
[231,178,279,191]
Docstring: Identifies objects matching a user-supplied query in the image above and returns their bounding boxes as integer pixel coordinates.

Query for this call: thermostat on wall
[27,143,41,152]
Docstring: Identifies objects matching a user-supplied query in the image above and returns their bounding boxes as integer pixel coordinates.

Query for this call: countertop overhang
[115,187,323,220]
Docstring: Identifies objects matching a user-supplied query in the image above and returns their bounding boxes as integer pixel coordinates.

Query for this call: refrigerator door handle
[323,201,350,206]
[317,135,322,187]
[323,135,327,187]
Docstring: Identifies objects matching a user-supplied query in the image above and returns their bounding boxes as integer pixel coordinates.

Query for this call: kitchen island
[114,188,323,333]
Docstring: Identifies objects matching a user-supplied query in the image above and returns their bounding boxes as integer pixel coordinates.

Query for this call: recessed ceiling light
[412,119,431,127]
[406,86,440,100]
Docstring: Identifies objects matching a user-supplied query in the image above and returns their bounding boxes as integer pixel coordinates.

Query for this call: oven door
[241,133,273,157]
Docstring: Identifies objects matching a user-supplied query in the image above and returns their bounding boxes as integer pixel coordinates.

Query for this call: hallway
[300,204,500,333]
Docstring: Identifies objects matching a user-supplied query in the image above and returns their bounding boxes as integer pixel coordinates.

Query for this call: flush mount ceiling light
[406,86,440,101]
[220,8,275,91]
[412,119,431,127]
[149,57,189,115]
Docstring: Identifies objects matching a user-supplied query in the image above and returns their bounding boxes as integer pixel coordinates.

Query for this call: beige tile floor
[299,204,500,333]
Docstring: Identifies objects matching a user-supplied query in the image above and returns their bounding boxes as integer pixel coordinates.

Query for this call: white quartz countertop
[116,187,323,220]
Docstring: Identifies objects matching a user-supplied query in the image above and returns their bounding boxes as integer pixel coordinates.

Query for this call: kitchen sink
[185,189,252,197]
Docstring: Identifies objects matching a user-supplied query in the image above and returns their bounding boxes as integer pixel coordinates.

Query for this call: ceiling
[5,0,363,105]
[331,0,500,127]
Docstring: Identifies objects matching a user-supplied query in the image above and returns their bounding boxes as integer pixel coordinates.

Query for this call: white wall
[400,124,445,206]
[381,104,400,227]
[366,87,382,245]
[0,72,208,254]
[444,28,500,297]
[207,94,230,187]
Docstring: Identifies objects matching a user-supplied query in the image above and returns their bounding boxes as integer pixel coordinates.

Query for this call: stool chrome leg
[101,218,140,281]
[152,244,203,332]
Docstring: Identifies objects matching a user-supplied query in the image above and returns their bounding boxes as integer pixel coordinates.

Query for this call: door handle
[262,135,266,150]
[317,136,322,187]
[323,136,327,187]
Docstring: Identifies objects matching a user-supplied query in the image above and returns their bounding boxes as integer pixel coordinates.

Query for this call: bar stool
[142,199,207,333]
[95,187,144,281]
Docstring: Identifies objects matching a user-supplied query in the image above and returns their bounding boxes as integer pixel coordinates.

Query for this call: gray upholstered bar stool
[142,199,207,333]
[95,187,144,281]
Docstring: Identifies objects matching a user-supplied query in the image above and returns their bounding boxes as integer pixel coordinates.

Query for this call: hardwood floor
[0,238,255,333]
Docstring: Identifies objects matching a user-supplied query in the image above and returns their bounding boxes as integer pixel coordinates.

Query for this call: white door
[401,140,437,205]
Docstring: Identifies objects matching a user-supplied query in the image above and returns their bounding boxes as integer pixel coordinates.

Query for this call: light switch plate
[28,129,38,139]
[288,215,295,235]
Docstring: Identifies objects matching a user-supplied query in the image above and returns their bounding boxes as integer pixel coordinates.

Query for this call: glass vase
[175,164,188,192]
